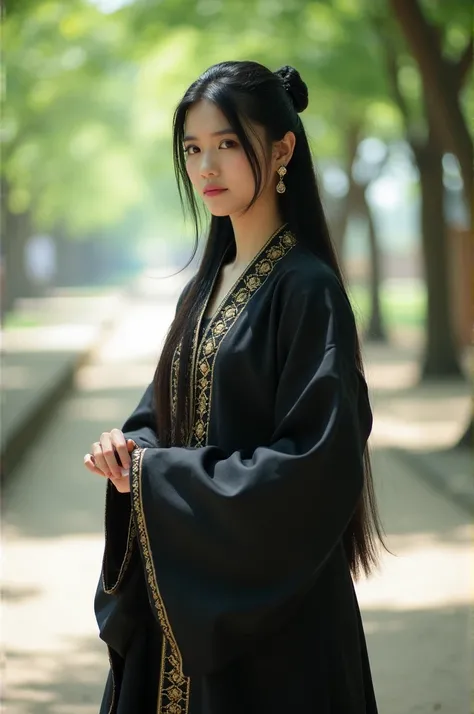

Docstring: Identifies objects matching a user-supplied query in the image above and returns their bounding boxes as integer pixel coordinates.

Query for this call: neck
[228,198,284,269]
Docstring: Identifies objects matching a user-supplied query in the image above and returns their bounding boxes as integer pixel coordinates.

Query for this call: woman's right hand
[83,429,137,480]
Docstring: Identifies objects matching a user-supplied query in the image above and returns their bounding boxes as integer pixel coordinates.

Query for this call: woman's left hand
[84,435,137,493]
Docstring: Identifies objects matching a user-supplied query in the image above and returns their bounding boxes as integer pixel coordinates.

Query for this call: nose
[199,150,219,178]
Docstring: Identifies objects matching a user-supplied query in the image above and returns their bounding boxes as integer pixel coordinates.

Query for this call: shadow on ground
[363,605,471,713]
[5,634,107,714]
[4,606,470,714]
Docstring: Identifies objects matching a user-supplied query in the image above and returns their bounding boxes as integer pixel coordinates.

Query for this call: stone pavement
[2,289,124,479]
[363,339,472,516]
[2,280,472,713]
[359,341,472,712]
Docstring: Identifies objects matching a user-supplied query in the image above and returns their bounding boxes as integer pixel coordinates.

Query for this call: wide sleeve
[129,268,373,676]
[101,276,194,594]
[101,380,160,594]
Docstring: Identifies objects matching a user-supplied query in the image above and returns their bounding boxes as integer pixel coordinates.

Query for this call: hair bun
[274,65,309,113]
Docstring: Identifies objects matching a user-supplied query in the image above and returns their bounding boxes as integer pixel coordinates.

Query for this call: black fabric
[98,596,164,714]
[95,233,378,714]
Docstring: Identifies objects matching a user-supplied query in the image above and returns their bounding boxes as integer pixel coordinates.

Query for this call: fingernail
[121,468,129,477]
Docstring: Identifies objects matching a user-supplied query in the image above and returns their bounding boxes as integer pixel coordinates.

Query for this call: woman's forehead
[183,99,265,146]
[184,100,229,136]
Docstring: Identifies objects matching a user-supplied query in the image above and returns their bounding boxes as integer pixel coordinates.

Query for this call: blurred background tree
[370,0,472,377]
[3,1,147,309]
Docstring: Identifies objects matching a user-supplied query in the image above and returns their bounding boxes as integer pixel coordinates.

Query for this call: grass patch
[349,280,426,331]
[3,314,41,329]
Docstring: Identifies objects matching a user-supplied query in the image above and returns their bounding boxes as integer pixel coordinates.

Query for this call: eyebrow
[183,128,236,141]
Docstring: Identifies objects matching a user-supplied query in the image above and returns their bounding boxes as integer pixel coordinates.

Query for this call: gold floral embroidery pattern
[170,301,206,445]
[157,636,191,714]
[131,447,191,714]
[170,343,181,443]
[189,228,297,448]
[101,479,136,595]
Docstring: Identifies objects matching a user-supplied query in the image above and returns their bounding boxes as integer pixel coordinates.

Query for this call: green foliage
[421,0,472,60]
[6,0,469,244]
[5,0,146,234]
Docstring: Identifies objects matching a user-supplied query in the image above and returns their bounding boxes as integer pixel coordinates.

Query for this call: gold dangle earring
[276,165,287,194]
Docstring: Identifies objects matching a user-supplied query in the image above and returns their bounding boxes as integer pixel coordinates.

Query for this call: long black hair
[153,60,386,579]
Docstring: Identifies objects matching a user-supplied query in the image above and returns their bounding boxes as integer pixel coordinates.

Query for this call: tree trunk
[415,138,463,378]
[364,190,387,342]
[389,0,473,203]
[331,122,362,262]
[1,181,35,315]
[352,183,387,342]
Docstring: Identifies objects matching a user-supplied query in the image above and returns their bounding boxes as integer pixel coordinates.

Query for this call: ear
[272,131,296,171]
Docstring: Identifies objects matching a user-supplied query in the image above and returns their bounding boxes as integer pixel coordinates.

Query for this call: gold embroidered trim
[189,227,297,448]
[131,447,191,714]
[101,479,136,595]
[170,343,181,443]
[157,638,191,714]
[171,262,222,446]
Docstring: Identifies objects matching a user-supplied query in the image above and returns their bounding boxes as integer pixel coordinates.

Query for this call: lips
[203,186,227,196]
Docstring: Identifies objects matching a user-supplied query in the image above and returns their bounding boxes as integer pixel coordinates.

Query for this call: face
[183,99,274,217]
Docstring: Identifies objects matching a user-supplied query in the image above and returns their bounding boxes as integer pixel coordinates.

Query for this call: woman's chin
[209,208,231,217]
[207,200,248,218]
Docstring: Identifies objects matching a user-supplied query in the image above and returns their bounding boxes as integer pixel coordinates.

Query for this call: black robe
[95,225,378,714]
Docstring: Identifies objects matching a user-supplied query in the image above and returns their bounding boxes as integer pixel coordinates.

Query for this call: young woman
[86,60,384,714]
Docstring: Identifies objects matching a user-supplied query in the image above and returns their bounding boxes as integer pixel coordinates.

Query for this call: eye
[183,145,199,155]
[220,139,238,149]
